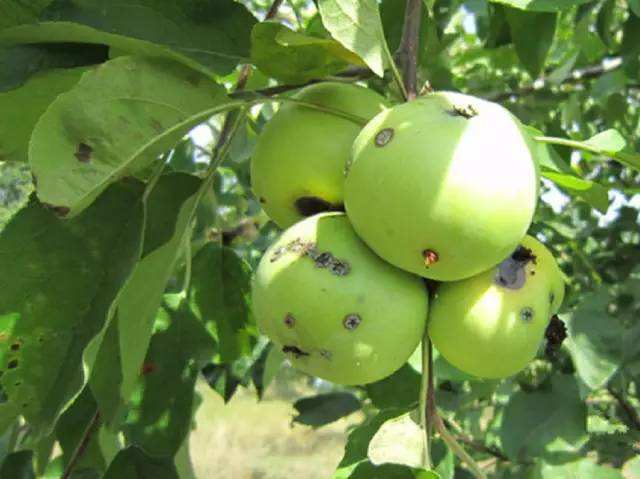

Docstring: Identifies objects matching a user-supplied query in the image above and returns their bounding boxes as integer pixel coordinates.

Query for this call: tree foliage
[0,0,638,478]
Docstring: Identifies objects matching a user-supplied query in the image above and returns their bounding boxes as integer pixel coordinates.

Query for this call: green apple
[344,91,540,281]
[252,212,427,385]
[251,82,387,228]
[427,235,565,379]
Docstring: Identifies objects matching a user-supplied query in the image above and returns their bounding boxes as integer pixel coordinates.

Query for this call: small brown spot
[150,119,163,132]
[314,252,333,268]
[512,246,537,264]
[375,128,394,147]
[10,343,20,352]
[449,104,478,119]
[43,203,71,218]
[284,313,296,328]
[520,307,534,322]
[343,314,362,331]
[7,360,18,369]
[282,345,309,358]
[531,271,536,276]
[294,196,344,217]
[422,249,439,267]
[259,197,267,204]
[74,143,92,163]
[330,261,351,276]
[141,362,156,375]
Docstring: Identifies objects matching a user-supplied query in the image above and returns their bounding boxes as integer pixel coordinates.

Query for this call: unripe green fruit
[344,91,540,281]
[251,82,387,228]
[428,236,565,379]
[252,213,427,385]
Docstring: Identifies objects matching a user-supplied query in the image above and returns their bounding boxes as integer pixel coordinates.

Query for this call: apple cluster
[250,82,565,385]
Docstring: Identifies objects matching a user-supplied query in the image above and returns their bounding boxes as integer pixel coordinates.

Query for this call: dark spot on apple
[343,313,362,330]
[549,293,555,305]
[330,260,351,276]
[282,345,309,358]
[520,307,534,322]
[496,245,537,290]
[259,197,267,204]
[294,196,344,217]
[284,313,296,328]
[375,128,394,147]
[511,246,537,264]
[75,142,92,163]
[422,249,439,267]
[319,349,332,360]
[448,104,478,119]
[7,360,18,369]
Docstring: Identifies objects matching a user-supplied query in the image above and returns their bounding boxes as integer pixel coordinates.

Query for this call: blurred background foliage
[0,0,638,478]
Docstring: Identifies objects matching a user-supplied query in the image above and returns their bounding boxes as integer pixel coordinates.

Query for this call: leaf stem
[61,410,101,479]
[419,333,433,470]
[534,135,640,171]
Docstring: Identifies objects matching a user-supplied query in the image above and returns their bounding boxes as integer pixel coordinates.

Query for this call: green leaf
[0,451,35,479]
[55,388,104,475]
[531,457,623,478]
[583,129,627,153]
[189,244,253,363]
[630,0,640,17]
[103,446,178,479]
[89,173,202,428]
[0,67,85,163]
[252,342,284,398]
[505,7,557,77]
[500,375,588,460]
[124,303,214,457]
[562,290,624,390]
[293,392,361,428]
[0,43,106,92]
[541,170,610,213]
[0,0,256,77]
[623,455,640,478]
[489,0,595,12]
[0,181,145,435]
[318,0,389,77]
[365,365,420,410]
[0,0,50,29]
[367,412,424,469]
[30,55,227,218]
[250,22,358,83]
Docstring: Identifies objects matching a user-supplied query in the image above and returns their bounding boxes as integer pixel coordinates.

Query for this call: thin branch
[433,414,488,479]
[608,386,640,431]
[419,334,433,470]
[61,410,101,479]
[443,417,511,462]
[396,0,423,100]
[490,57,624,102]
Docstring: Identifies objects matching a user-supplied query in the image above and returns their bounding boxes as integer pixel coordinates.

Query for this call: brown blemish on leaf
[10,343,20,352]
[7,360,18,369]
[150,119,163,132]
[375,128,394,147]
[141,362,157,375]
[42,203,71,218]
[75,143,93,163]
[294,196,344,217]
[422,249,439,267]
[259,197,267,204]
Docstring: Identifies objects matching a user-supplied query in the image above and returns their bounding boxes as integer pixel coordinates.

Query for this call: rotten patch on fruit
[520,307,534,322]
[294,196,344,217]
[271,238,351,276]
[343,313,362,330]
[545,315,567,357]
[422,249,439,267]
[374,128,394,147]
[284,313,296,328]
[449,104,478,119]
[283,345,309,358]
[495,246,537,289]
